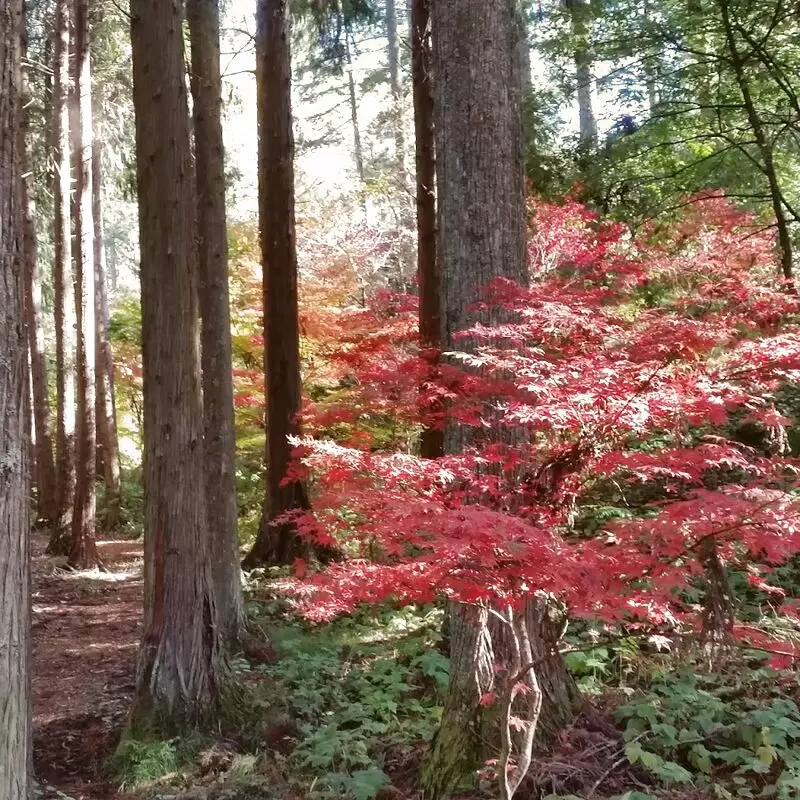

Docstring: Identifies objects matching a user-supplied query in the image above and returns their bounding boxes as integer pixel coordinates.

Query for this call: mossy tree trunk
[422,601,579,798]
[421,1,578,795]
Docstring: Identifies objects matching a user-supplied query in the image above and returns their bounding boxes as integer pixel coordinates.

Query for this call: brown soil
[32,529,143,800]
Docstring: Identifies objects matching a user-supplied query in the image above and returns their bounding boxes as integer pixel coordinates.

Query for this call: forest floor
[32,529,142,800]
[28,523,783,800]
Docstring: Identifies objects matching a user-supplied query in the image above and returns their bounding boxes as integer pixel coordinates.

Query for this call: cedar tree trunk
[420,1,578,795]
[129,0,222,727]
[244,0,311,568]
[19,21,57,525]
[386,0,404,172]
[92,138,122,530]
[566,0,597,147]
[0,0,32,793]
[411,0,442,459]
[187,0,244,642]
[49,0,77,555]
[70,0,99,569]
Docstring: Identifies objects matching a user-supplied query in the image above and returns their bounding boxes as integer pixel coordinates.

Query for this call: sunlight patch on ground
[60,567,139,582]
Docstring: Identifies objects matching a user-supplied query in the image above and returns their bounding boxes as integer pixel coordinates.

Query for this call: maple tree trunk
[421,1,577,794]
[130,0,222,726]
[92,138,121,531]
[411,0,443,460]
[699,537,734,647]
[19,23,57,525]
[0,0,32,794]
[70,0,99,570]
[49,0,77,555]
[187,0,244,642]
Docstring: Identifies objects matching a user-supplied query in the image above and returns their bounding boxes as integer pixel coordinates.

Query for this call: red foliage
[274,195,800,661]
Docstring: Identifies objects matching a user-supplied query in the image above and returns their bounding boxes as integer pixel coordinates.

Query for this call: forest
[4,0,800,799]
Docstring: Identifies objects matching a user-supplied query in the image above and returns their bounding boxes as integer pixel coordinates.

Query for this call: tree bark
[49,0,77,555]
[386,0,405,173]
[0,0,32,794]
[19,18,57,525]
[566,0,597,147]
[187,0,244,643]
[244,0,311,568]
[411,0,442,459]
[129,0,222,726]
[70,0,99,570]
[347,63,365,185]
[516,0,532,99]
[92,137,122,531]
[421,1,578,794]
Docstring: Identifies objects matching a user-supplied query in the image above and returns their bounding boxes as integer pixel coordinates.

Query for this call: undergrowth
[110,592,800,800]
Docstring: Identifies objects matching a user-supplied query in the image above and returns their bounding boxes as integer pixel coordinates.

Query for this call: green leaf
[343,768,390,800]
[689,743,713,774]
[625,742,644,765]
[757,745,776,767]
[639,749,663,771]
[655,760,693,783]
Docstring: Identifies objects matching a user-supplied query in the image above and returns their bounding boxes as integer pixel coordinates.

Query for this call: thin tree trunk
[347,65,365,185]
[244,0,309,568]
[129,0,222,726]
[0,0,32,794]
[718,0,793,281]
[421,1,577,794]
[642,0,660,114]
[567,0,597,147]
[386,0,405,173]
[19,19,57,525]
[187,0,244,643]
[411,0,442,459]
[49,0,77,555]
[70,0,99,570]
[92,137,121,530]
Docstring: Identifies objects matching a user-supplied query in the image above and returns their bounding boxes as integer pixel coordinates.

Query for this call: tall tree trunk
[717,0,793,282]
[129,0,222,726]
[386,0,405,173]
[49,0,77,555]
[70,0,99,569]
[411,0,442,459]
[19,19,57,525]
[92,138,121,530]
[566,0,597,147]
[244,0,310,568]
[420,1,577,795]
[0,0,32,795]
[187,0,244,643]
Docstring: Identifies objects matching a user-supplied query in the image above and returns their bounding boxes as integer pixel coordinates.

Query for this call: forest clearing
[5,1,800,799]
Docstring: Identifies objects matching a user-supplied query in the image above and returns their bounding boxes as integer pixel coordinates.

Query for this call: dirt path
[32,531,143,800]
